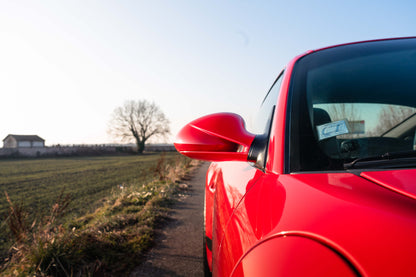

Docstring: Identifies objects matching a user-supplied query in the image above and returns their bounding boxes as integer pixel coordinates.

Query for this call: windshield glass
[289,38,416,172]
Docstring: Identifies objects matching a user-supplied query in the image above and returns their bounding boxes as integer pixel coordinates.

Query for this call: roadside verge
[131,162,209,277]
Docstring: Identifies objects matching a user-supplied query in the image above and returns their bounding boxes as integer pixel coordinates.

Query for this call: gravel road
[131,162,210,277]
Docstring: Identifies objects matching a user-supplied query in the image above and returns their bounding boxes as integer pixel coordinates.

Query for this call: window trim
[251,70,285,170]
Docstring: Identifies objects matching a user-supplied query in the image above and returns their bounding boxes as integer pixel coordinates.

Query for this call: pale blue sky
[0,1,415,145]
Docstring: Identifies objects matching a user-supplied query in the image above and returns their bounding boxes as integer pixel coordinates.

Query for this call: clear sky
[1,0,415,145]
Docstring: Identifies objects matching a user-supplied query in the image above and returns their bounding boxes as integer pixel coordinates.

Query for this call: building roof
[3,134,45,142]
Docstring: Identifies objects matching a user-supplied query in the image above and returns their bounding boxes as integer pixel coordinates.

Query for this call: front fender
[231,232,364,277]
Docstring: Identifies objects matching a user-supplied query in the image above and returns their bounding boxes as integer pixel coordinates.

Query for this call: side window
[253,72,283,135]
[249,71,283,169]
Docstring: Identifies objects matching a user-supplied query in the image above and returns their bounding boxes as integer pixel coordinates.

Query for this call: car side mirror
[174,113,256,162]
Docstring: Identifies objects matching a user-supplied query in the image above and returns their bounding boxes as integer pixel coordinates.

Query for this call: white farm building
[3,135,45,148]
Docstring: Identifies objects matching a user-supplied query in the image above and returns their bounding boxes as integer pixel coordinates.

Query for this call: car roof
[310,36,416,54]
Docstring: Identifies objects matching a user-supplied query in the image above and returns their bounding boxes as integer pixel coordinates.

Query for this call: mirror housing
[174,113,256,162]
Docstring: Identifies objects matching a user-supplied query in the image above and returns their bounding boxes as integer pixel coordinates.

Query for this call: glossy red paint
[213,170,416,276]
[277,173,416,277]
[313,36,416,53]
[361,169,416,201]
[175,38,416,277]
[211,162,264,276]
[174,113,255,162]
[204,163,220,270]
[231,234,359,277]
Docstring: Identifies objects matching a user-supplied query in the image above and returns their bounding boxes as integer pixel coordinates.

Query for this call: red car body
[175,37,416,276]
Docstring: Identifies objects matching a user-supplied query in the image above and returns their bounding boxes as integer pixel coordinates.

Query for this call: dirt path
[131,162,210,277]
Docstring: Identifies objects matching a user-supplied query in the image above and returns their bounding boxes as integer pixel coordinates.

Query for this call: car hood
[277,171,416,276]
[360,169,416,201]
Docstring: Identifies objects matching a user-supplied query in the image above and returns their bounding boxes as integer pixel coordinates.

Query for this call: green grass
[0,153,182,257]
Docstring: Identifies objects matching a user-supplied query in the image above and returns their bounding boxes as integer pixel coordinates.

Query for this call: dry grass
[1,154,198,276]
[0,153,182,255]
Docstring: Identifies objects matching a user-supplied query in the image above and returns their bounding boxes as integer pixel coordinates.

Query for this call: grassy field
[0,152,197,275]
[0,153,181,249]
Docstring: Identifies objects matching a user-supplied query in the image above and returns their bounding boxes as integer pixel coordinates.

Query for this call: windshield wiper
[344,150,416,170]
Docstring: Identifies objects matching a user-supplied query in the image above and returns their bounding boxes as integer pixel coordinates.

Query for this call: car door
[212,73,284,276]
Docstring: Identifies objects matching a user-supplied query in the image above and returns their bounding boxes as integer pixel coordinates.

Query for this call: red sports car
[175,37,416,277]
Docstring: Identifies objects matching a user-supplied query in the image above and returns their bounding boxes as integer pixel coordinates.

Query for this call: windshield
[289,38,416,172]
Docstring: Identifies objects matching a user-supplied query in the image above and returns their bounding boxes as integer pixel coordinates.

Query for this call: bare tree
[372,105,415,135]
[109,100,170,153]
[327,103,360,122]
[325,103,415,136]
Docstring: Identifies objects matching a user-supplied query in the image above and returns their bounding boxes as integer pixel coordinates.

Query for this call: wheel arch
[231,231,366,277]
